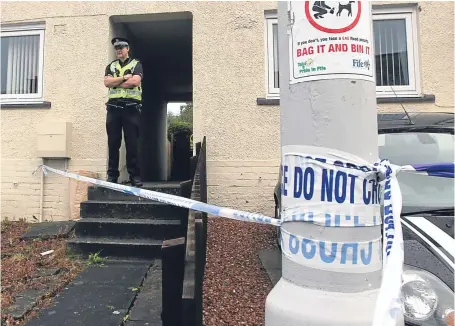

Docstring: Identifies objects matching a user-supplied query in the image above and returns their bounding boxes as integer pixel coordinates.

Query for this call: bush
[168,120,192,142]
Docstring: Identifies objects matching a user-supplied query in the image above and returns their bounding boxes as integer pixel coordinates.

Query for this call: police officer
[104,37,143,187]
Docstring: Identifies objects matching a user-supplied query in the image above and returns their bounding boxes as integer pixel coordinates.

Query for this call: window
[373,6,420,97]
[265,5,420,98]
[265,14,279,98]
[378,132,454,210]
[1,22,45,102]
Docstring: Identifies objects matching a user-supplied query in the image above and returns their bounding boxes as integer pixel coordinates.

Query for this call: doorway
[109,12,193,182]
[167,101,193,181]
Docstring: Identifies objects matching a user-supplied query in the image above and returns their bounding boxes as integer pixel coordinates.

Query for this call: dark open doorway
[167,101,193,181]
[110,12,193,182]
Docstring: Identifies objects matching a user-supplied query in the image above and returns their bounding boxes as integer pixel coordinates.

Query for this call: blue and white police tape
[280,147,452,326]
[38,161,453,230]
[38,158,453,326]
[372,160,405,326]
[280,227,383,272]
[400,162,454,178]
[280,148,403,326]
[280,151,383,229]
[39,165,280,227]
[375,162,454,179]
[373,157,453,326]
[370,160,453,326]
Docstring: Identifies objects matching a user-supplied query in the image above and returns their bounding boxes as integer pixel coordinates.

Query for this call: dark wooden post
[162,237,186,326]
[195,218,205,326]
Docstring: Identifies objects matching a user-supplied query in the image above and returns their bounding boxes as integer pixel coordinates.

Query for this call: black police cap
[111,37,129,47]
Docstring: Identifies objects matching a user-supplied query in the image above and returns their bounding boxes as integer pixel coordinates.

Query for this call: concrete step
[88,182,182,201]
[67,237,163,259]
[75,218,184,240]
[80,200,188,220]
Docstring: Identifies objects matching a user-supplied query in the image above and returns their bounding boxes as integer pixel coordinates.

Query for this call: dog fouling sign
[288,1,374,84]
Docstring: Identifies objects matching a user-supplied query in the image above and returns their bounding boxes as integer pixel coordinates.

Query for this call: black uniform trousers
[106,102,141,179]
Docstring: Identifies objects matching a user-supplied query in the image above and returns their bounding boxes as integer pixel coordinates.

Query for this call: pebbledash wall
[1,1,453,222]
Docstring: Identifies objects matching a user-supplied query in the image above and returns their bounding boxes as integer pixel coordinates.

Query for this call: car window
[378,132,454,211]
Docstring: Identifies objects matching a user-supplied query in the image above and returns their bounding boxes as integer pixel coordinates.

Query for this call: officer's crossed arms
[104,70,141,89]
[104,68,141,90]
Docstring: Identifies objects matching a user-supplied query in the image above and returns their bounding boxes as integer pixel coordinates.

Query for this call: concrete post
[265,1,382,325]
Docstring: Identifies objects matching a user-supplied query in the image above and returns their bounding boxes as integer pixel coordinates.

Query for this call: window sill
[257,94,436,106]
[1,101,51,109]
[376,94,435,104]
[257,98,280,106]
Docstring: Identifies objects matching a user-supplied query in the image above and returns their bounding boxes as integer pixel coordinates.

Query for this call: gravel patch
[203,216,278,326]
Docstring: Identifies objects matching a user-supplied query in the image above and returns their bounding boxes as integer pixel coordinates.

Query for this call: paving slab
[26,261,151,326]
[258,248,282,286]
[34,268,62,278]
[21,221,76,241]
[127,260,162,325]
[3,288,48,319]
[3,272,65,320]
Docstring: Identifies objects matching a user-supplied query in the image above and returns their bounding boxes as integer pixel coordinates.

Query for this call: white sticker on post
[288,1,375,84]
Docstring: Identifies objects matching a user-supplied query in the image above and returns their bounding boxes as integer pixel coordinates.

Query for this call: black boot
[130,176,143,188]
[107,176,118,183]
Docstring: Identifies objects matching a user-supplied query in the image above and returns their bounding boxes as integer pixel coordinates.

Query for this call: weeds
[87,251,105,265]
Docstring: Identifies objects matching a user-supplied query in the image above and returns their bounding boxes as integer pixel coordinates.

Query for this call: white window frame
[264,14,279,98]
[373,6,421,98]
[1,22,45,103]
[264,5,421,98]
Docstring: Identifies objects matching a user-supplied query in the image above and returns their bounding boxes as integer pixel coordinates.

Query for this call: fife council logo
[352,58,371,70]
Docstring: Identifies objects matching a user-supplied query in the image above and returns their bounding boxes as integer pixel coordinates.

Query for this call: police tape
[38,157,453,326]
[281,204,381,227]
[372,160,405,326]
[280,226,383,273]
[373,160,455,325]
[278,150,451,326]
[375,159,452,326]
[280,146,405,326]
[39,165,280,227]
[38,161,454,230]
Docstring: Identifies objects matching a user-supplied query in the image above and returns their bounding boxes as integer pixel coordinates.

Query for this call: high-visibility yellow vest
[108,59,142,101]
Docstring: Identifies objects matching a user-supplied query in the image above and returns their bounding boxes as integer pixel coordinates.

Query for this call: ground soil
[203,216,278,326]
[1,220,84,326]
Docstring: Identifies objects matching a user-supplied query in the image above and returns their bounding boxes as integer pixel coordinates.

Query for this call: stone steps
[68,181,189,260]
[80,200,188,220]
[75,218,183,240]
[67,237,164,259]
[88,182,181,201]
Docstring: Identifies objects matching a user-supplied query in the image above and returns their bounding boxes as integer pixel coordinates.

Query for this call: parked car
[273,112,454,326]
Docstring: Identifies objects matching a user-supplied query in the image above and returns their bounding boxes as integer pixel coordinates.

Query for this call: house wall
[375,1,454,113]
[1,1,453,222]
[1,7,111,221]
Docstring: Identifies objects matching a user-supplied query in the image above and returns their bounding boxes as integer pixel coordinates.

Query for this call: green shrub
[167,120,192,142]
